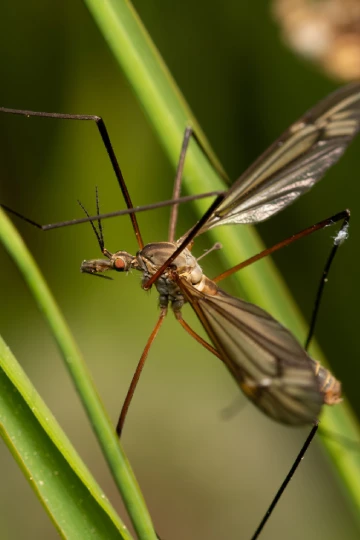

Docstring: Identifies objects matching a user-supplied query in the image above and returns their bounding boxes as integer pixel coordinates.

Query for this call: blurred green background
[0,1,359,539]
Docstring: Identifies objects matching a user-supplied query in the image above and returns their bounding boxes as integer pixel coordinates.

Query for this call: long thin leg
[251,423,319,540]
[144,207,349,293]
[116,308,167,437]
[0,107,144,249]
[214,209,350,354]
[175,313,320,540]
[168,127,193,242]
[250,211,349,538]
[213,210,350,283]
[118,308,224,439]
[167,124,231,242]
[175,306,323,540]
[174,311,222,360]
[1,191,223,231]
[304,214,349,350]
[196,242,222,262]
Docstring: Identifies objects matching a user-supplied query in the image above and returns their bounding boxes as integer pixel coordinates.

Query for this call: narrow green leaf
[0,336,130,539]
[0,207,157,539]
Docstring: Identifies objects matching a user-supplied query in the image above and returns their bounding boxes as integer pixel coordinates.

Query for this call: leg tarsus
[305,210,350,350]
[168,127,193,243]
[174,311,222,360]
[116,308,167,438]
[251,422,319,540]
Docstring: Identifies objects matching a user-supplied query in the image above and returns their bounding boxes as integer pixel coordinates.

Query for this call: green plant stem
[0,207,157,540]
[0,335,131,539]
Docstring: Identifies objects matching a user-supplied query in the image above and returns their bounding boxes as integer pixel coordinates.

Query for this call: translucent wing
[198,83,360,232]
[178,277,323,425]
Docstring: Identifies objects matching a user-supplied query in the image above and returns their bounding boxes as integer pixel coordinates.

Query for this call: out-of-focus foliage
[0,1,359,539]
[274,0,360,80]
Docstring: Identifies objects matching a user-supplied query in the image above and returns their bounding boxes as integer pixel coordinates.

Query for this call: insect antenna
[77,188,105,253]
[95,186,105,251]
[77,190,113,281]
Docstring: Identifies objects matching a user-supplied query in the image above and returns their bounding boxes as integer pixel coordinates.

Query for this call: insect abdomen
[313,361,342,405]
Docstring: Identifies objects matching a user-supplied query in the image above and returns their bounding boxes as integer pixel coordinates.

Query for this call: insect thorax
[136,242,204,311]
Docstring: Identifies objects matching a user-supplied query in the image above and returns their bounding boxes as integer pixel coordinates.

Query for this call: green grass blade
[85,0,360,525]
[0,207,157,539]
[0,335,130,539]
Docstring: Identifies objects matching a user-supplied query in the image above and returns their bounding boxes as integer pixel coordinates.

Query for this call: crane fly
[79,83,359,433]
[1,82,360,539]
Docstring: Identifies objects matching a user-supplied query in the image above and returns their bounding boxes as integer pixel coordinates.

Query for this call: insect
[1,82,360,538]
[78,83,359,434]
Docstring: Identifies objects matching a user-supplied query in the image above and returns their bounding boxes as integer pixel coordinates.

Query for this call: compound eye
[114,257,126,272]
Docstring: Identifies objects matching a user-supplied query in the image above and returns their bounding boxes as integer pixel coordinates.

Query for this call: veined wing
[198,83,360,232]
[178,277,323,425]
